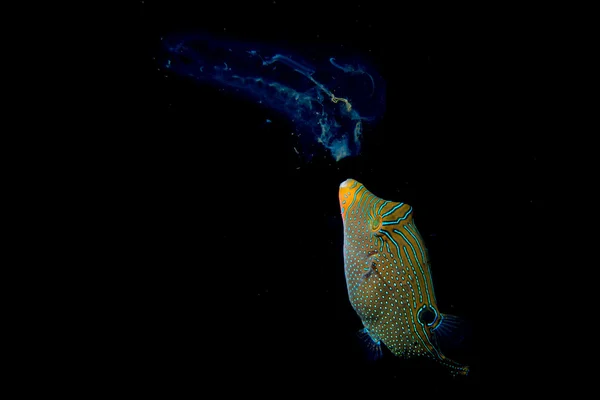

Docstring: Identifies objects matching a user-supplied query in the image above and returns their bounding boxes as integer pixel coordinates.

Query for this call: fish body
[339,179,469,376]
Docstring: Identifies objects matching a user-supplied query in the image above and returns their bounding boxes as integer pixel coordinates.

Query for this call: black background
[120,0,543,394]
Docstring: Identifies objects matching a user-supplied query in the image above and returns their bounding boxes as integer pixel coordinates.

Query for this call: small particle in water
[266,119,271,123]
[293,147,299,154]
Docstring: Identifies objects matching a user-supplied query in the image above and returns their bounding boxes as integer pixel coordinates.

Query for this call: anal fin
[356,327,383,361]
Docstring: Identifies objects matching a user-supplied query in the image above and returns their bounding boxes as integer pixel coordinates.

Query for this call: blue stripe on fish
[393,228,433,306]
[381,206,412,225]
[381,202,405,218]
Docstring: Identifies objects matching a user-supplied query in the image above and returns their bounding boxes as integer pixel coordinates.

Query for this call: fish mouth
[340,179,354,188]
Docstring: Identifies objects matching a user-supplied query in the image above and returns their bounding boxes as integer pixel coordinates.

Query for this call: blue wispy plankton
[158,33,385,161]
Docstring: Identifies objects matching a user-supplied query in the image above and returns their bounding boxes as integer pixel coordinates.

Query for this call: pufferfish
[339,179,469,376]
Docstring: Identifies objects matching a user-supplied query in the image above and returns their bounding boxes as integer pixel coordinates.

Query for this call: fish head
[339,179,383,231]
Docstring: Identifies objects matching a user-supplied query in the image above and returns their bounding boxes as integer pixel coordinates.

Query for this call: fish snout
[339,179,355,209]
[340,179,355,189]
[339,179,360,218]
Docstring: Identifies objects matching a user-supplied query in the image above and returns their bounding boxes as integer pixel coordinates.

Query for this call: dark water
[124,0,543,394]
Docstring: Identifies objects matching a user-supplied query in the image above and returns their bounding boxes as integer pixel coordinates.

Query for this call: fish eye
[418,306,436,325]
[370,215,382,232]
